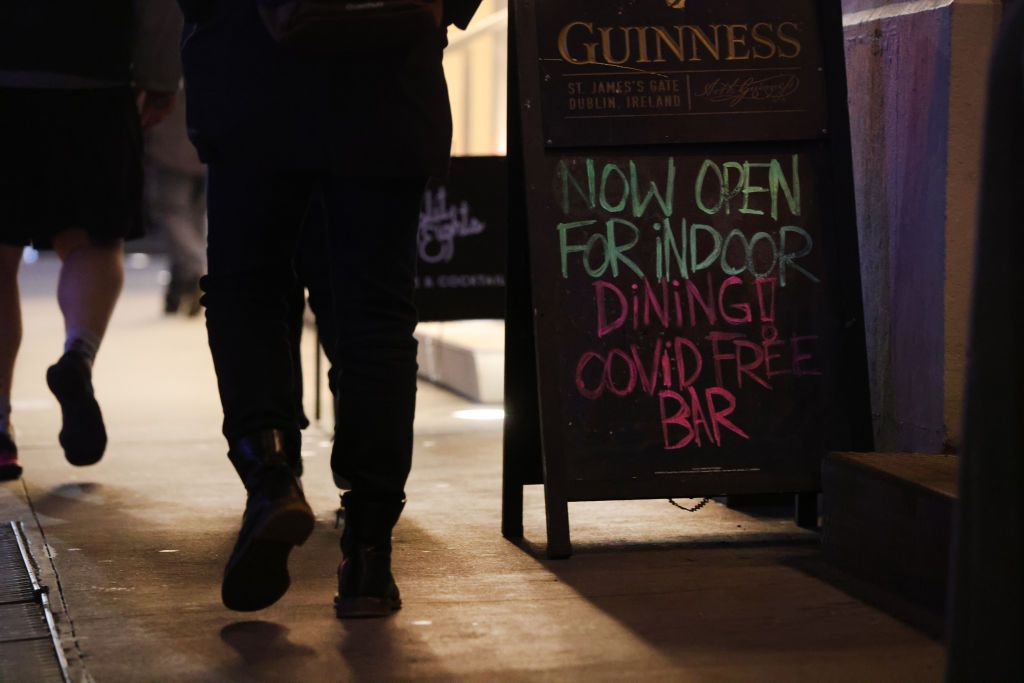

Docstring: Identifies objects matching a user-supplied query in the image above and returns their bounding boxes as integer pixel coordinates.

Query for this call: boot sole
[334,594,402,619]
[222,498,315,612]
[46,363,106,466]
[0,463,22,481]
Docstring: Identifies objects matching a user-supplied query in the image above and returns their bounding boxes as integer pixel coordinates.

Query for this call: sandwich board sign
[502,0,873,557]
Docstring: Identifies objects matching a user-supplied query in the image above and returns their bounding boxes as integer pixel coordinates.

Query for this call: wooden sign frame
[503,0,873,558]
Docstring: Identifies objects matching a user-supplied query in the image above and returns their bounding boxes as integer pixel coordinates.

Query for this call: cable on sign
[667,497,711,512]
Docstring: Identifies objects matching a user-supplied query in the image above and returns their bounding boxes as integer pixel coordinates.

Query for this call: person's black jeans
[288,191,341,429]
[202,164,425,499]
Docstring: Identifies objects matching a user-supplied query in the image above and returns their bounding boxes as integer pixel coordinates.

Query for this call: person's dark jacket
[179,0,479,30]
[179,0,483,178]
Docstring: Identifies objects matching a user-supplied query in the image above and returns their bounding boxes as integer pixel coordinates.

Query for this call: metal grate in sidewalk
[0,522,71,683]
[0,525,35,605]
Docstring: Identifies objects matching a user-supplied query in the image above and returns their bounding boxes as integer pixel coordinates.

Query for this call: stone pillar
[842,0,1001,452]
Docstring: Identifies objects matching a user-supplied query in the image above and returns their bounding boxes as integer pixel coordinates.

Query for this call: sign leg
[544,489,572,559]
[503,34,544,547]
[502,455,524,540]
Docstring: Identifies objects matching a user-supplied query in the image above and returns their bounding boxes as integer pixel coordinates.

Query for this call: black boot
[164,268,184,315]
[0,430,21,481]
[222,429,314,612]
[334,493,404,618]
[46,351,106,466]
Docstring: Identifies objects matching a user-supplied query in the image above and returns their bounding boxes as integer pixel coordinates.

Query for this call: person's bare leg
[0,244,23,480]
[46,229,124,465]
[0,245,22,417]
[52,229,125,360]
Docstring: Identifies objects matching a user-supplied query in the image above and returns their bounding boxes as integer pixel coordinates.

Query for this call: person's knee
[201,263,295,312]
[52,229,94,260]
[337,329,418,374]
[52,230,124,264]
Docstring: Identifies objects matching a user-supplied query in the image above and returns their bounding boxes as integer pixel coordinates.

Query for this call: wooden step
[415,320,505,403]
[822,452,959,613]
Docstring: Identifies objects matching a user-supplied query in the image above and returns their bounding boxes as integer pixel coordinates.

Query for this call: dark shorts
[0,86,144,250]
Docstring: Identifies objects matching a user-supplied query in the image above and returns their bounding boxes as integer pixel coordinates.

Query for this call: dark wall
[841,0,999,452]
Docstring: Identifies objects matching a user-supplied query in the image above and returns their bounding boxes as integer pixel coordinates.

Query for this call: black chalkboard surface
[503,0,873,557]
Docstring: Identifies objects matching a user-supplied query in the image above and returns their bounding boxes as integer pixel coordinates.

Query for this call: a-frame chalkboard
[503,0,873,558]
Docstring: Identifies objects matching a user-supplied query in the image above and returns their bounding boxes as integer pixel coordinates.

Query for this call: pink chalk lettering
[707,387,750,443]
[685,272,717,327]
[706,331,744,387]
[718,275,752,325]
[605,349,637,396]
[575,351,605,399]
[762,325,790,378]
[734,339,772,389]
[790,335,822,376]
[630,339,664,396]
[672,337,703,388]
[659,387,750,449]
[659,390,695,449]
[594,281,627,337]
[755,277,777,322]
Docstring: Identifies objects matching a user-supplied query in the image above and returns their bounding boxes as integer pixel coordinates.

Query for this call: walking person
[0,1,183,481]
[145,90,208,317]
[179,0,481,616]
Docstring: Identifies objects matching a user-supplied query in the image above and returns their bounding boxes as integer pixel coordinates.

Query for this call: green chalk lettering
[558,219,599,278]
[583,232,610,277]
[778,225,819,287]
[605,218,644,278]
[770,155,801,219]
[599,162,629,213]
[690,223,722,273]
[722,161,746,215]
[694,159,723,215]
[663,217,688,281]
[558,159,597,215]
[747,231,778,277]
[740,162,770,216]
[629,158,675,218]
[720,229,749,275]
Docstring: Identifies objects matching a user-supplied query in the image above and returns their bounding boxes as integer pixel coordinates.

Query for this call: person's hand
[135,90,177,130]
[429,0,444,27]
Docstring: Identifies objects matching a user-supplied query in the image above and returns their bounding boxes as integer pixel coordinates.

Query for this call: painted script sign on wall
[537,0,828,147]
[415,157,507,321]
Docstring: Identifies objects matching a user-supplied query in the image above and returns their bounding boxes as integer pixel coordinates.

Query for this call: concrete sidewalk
[1,256,945,682]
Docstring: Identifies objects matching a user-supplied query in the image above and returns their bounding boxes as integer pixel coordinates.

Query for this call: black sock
[0,395,10,434]
[65,335,100,368]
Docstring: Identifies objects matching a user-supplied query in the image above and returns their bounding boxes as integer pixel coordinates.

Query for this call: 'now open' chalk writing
[556,155,816,286]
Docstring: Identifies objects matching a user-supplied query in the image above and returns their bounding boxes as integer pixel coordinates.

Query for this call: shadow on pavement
[220,620,318,664]
[505,513,942,679]
[23,478,455,681]
[781,553,945,639]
